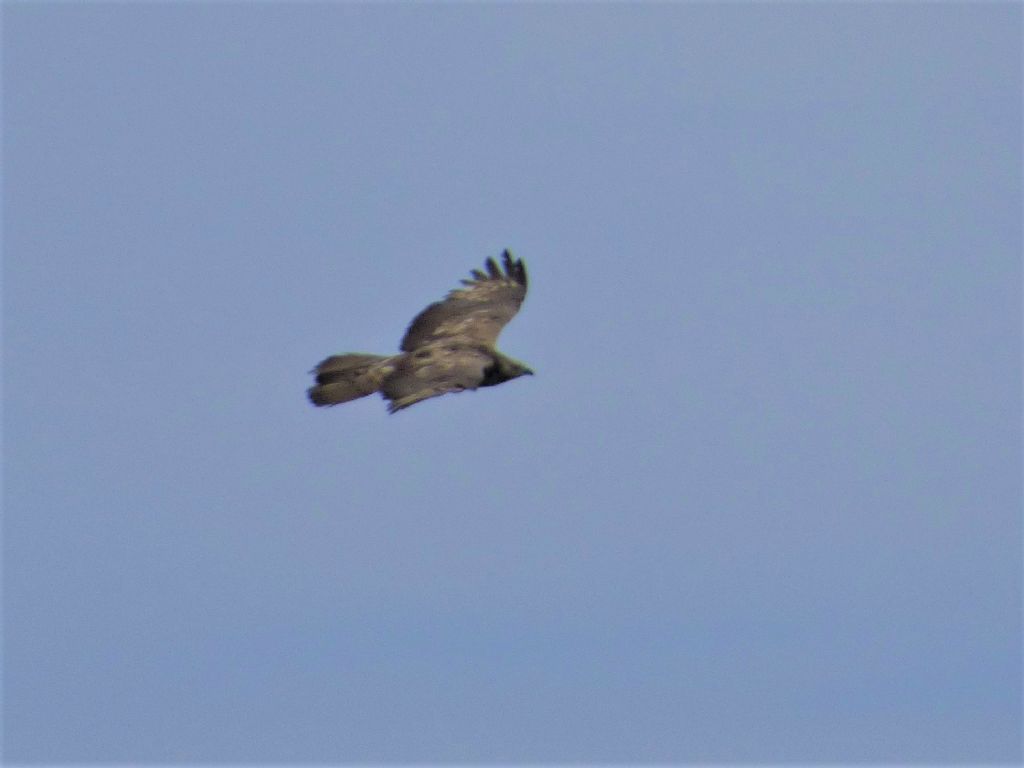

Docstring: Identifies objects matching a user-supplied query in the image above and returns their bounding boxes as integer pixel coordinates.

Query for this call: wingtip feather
[467,252,526,286]
[503,249,526,288]
[465,249,526,287]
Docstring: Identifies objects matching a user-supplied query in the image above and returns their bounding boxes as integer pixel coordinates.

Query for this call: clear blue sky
[4,3,1020,763]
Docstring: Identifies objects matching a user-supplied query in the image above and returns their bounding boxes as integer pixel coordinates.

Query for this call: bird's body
[308,251,532,413]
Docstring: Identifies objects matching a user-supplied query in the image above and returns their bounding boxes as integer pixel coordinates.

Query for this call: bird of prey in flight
[308,250,532,413]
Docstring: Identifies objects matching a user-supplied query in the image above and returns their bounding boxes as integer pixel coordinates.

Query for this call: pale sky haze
[3,3,1021,763]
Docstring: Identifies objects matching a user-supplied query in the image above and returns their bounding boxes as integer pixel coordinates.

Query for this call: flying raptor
[307,250,532,413]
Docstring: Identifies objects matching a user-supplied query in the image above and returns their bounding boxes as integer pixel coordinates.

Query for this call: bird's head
[482,353,534,386]
[502,357,534,379]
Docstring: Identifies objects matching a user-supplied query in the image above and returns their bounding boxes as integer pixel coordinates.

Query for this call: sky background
[3,2,1021,764]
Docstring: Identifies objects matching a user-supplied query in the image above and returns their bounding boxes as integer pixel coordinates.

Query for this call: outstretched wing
[400,250,527,352]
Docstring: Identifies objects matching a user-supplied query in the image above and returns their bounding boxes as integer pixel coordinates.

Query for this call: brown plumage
[308,250,532,413]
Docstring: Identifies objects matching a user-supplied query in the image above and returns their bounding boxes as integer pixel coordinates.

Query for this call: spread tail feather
[307,354,394,407]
